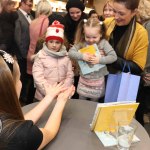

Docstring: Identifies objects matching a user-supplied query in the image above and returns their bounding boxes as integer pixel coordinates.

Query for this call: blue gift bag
[104,64,141,103]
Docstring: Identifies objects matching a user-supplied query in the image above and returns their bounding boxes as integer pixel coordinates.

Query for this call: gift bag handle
[122,62,131,73]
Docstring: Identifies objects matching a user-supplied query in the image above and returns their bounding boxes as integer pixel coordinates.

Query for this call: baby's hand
[83,53,92,62]
[90,55,100,64]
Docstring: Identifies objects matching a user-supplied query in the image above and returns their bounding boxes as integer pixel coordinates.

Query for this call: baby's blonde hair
[74,18,106,46]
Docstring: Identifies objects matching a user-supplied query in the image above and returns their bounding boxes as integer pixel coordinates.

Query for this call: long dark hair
[0,56,24,119]
[114,0,140,10]
[0,113,24,149]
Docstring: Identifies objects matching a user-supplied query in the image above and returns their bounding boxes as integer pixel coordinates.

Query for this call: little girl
[33,20,74,100]
[69,18,117,101]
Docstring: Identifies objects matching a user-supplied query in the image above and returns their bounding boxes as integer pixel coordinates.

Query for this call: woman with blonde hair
[0,50,75,149]
[103,0,114,19]
[138,0,150,23]
[26,0,52,104]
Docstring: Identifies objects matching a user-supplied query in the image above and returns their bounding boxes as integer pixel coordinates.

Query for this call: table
[22,99,150,150]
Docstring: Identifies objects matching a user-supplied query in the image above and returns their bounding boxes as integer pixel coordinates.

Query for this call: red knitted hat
[46,20,64,43]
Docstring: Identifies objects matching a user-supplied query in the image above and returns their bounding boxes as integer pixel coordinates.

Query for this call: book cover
[79,45,96,54]
[90,102,139,132]
[78,44,105,75]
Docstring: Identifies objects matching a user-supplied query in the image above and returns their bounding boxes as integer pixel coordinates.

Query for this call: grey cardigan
[68,39,117,79]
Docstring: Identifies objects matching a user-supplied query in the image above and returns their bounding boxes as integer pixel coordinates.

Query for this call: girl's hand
[44,82,66,99]
[90,55,100,64]
[83,53,92,62]
[57,85,75,102]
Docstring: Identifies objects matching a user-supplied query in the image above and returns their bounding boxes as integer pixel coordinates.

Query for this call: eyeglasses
[25,3,33,8]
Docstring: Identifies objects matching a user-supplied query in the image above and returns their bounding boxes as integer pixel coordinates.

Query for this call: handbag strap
[122,62,131,73]
[38,17,47,37]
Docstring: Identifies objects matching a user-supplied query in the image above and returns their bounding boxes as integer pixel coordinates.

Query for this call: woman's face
[15,63,22,98]
[113,2,137,26]
[103,3,114,18]
[69,7,82,21]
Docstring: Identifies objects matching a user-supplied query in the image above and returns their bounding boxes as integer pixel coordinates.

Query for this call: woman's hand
[44,82,66,99]
[99,49,106,56]
[143,73,150,84]
[57,85,75,102]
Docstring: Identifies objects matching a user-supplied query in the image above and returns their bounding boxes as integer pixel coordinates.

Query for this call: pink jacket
[27,15,49,75]
[32,44,74,100]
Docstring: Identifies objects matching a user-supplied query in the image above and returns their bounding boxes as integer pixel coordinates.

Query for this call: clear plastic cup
[117,122,137,150]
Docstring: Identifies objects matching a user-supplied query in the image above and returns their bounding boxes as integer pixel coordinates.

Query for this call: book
[79,45,96,55]
[78,44,105,75]
[90,102,139,132]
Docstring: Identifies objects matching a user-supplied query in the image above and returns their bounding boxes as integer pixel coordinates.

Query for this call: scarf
[109,17,136,58]
[43,43,67,58]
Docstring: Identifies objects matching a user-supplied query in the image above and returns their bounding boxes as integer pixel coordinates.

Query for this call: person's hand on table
[44,82,67,100]
[57,85,75,103]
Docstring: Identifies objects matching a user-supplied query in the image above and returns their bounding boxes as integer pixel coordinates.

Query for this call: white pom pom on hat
[45,20,64,43]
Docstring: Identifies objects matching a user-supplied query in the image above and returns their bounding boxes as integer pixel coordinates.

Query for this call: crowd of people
[0,0,150,149]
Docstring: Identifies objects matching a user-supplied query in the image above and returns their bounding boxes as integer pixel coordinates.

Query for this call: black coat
[0,11,18,56]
